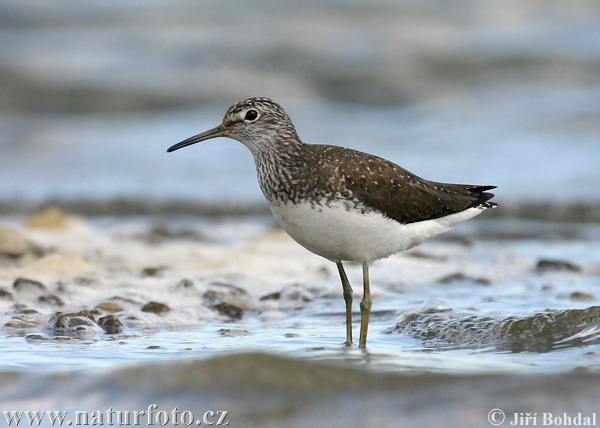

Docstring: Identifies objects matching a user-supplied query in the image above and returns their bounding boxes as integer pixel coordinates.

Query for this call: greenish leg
[359,263,372,348]
[336,262,353,346]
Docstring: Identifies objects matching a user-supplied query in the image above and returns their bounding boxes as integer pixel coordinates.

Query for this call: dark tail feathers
[465,185,497,208]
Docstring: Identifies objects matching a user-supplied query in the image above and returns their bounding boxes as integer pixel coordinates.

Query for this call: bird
[167,97,497,348]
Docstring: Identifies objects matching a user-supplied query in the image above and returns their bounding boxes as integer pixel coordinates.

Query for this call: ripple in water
[387,306,600,353]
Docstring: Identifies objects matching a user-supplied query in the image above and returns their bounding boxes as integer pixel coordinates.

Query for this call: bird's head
[167,97,300,155]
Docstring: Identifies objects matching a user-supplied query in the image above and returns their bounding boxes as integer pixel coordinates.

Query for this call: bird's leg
[359,263,372,348]
[336,261,353,346]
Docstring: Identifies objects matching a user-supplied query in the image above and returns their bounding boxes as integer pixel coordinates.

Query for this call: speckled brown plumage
[222,97,497,224]
[255,143,496,224]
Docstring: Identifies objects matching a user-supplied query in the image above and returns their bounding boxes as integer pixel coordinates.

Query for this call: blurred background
[2,4,600,424]
[1,0,599,214]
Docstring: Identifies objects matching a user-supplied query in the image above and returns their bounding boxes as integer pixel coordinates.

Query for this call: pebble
[97,315,124,334]
[38,294,65,306]
[218,328,250,337]
[436,272,490,285]
[203,282,253,310]
[49,310,102,334]
[536,259,582,273]
[16,307,39,315]
[210,302,244,320]
[25,334,77,343]
[0,289,13,300]
[259,284,315,309]
[0,224,35,257]
[570,291,595,302]
[95,302,124,313]
[141,301,171,314]
[5,319,40,329]
[176,278,195,290]
[141,266,167,277]
[13,277,46,292]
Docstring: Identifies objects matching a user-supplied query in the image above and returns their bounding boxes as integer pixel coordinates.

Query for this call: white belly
[270,200,486,264]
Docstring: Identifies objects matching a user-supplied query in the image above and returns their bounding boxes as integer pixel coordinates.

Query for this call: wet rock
[203,282,253,310]
[15,307,39,315]
[24,334,47,341]
[176,278,195,290]
[0,224,36,257]
[141,301,171,314]
[536,259,582,273]
[10,311,45,326]
[23,334,77,343]
[570,291,595,302]
[259,284,315,309]
[13,277,46,292]
[141,266,167,277]
[436,272,490,285]
[0,289,13,300]
[95,302,124,313]
[49,310,101,334]
[98,315,124,334]
[38,294,65,306]
[218,328,250,337]
[210,302,244,320]
[4,319,41,329]
[541,284,555,291]
[260,291,282,301]
[147,345,162,349]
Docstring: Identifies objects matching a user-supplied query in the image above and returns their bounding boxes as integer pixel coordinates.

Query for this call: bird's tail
[463,185,497,208]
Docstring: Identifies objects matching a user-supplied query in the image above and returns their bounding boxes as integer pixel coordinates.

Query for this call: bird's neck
[252,138,308,204]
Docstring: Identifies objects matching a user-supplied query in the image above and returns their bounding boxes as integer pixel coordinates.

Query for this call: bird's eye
[244,109,258,122]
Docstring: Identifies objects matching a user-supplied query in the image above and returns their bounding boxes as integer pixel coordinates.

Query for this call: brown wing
[329,147,497,224]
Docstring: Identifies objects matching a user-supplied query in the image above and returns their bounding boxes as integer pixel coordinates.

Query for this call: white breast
[269,200,487,264]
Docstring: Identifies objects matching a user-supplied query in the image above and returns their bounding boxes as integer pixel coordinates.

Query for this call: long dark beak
[167,125,227,153]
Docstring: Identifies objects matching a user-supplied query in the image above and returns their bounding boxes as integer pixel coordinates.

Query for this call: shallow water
[1,215,600,426]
